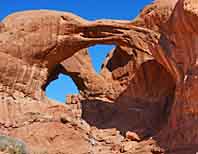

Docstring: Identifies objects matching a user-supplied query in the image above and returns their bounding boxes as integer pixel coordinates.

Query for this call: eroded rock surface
[0,0,198,154]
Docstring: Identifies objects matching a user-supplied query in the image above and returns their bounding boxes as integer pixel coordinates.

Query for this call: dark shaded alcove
[82,60,176,137]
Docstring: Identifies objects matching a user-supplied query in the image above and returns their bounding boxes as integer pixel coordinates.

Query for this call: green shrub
[0,135,28,154]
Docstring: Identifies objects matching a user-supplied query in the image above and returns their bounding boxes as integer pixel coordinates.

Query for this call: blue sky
[0,0,153,102]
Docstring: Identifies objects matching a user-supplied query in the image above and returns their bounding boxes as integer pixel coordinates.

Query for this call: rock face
[61,49,120,100]
[0,0,198,154]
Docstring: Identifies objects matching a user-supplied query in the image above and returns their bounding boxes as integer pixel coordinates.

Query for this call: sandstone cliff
[0,0,198,154]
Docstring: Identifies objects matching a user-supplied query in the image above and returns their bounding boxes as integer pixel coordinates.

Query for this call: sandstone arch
[0,0,198,153]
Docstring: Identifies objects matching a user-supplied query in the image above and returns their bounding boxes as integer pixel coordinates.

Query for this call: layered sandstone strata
[0,0,198,154]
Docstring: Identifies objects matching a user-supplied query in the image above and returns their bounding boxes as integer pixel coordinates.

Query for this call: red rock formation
[0,0,198,154]
[61,49,119,100]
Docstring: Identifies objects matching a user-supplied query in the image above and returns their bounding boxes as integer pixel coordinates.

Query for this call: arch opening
[45,73,79,103]
[43,44,116,103]
[88,45,115,73]
[44,64,79,103]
